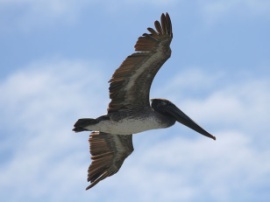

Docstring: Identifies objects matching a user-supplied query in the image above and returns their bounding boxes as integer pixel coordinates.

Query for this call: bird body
[73,13,215,190]
[74,107,175,135]
[82,115,172,135]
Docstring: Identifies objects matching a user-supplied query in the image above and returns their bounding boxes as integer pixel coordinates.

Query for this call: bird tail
[73,118,99,132]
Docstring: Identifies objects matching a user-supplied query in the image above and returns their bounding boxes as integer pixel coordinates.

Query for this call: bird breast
[94,116,171,135]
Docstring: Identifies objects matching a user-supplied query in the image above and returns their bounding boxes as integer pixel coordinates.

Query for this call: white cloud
[0,0,90,15]
[0,59,108,201]
[155,68,270,136]
[0,0,95,31]
[129,131,270,201]
[1,0,269,32]
[185,78,270,137]
[122,0,178,6]
[0,0,176,31]
[200,0,270,24]
[0,60,270,201]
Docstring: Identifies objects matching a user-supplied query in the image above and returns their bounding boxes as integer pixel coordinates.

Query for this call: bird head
[151,98,216,140]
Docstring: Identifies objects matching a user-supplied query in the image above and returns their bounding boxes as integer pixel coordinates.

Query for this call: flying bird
[73,13,216,190]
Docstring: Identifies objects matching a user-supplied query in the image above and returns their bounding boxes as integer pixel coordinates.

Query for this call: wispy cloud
[0,0,95,31]
[2,0,269,32]
[155,68,270,134]
[0,59,108,201]
[0,0,176,32]
[200,0,270,24]
[129,131,270,201]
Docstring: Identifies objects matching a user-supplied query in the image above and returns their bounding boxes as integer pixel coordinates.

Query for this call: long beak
[168,105,216,140]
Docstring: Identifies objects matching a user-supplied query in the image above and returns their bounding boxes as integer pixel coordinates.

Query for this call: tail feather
[73,118,98,132]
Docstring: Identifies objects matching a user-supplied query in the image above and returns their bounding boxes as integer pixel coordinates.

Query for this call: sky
[0,0,270,201]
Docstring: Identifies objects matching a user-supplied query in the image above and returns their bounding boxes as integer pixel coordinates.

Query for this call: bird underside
[73,112,173,135]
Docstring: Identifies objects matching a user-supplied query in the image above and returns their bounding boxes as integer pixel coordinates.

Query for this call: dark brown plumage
[108,13,173,113]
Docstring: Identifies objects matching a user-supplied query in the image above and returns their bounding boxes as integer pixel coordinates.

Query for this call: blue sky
[1,0,270,201]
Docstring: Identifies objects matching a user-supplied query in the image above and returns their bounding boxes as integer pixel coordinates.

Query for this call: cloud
[1,0,269,32]
[128,131,270,201]
[0,0,176,32]
[200,0,270,24]
[0,60,269,201]
[0,59,108,201]
[0,0,93,31]
[0,0,90,15]
[155,68,270,135]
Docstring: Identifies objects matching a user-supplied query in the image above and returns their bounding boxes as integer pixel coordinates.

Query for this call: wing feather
[108,13,173,113]
[154,20,163,34]
[86,132,133,190]
[147,27,158,36]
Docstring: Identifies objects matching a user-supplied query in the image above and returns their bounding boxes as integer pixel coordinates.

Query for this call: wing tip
[147,12,172,37]
[134,12,173,52]
[161,12,173,37]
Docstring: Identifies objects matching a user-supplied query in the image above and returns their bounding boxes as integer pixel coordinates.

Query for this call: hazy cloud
[2,0,269,31]
[200,0,270,24]
[0,59,106,200]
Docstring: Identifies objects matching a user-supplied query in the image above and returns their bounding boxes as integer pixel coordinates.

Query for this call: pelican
[73,13,216,190]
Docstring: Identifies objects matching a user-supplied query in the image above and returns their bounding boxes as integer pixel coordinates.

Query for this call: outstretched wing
[86,132,134,190]
[108,13,173,113]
